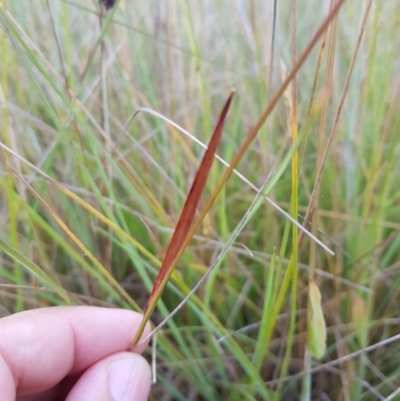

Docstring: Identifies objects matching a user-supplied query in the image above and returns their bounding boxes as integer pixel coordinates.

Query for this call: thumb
[66,352,151,401]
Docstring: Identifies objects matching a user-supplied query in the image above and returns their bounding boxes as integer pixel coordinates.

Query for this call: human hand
[0,306,152,401]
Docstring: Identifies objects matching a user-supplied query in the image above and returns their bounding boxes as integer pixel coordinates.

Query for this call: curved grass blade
[132,91,234,345]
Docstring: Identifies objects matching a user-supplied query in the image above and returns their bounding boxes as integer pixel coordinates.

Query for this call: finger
[66,352,151,401]
[0,306,150,399]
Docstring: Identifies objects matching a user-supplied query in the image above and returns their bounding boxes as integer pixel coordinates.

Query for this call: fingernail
[109,356,151,401]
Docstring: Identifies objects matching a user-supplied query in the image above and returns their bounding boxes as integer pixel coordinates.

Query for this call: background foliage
[1,1,400,400]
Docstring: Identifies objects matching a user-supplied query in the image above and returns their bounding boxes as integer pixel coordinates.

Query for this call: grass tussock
[1,1,400,400]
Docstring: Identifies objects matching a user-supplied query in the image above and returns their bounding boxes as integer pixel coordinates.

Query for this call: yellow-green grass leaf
[308,278,326,359]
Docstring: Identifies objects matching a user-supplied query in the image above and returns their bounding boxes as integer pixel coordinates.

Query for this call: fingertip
[109,354,151,401]
[0,306,152,397]
[66,352,152,401]
[0,355,15,401]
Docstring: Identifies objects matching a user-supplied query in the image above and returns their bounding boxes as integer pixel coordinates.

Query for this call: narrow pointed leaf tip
[146,91,234,310]
[308,278,327,359]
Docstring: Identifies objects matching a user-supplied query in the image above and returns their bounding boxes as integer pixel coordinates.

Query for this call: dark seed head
[100,0,117,10]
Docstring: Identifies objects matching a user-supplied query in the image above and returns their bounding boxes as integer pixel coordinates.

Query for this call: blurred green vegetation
[1,1,400,400]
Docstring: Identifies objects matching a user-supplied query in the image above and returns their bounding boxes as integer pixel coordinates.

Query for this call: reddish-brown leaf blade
[145,91,234,310]
[131,92,234,346]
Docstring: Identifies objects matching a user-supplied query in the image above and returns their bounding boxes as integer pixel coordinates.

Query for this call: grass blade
[132,91,235,345]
